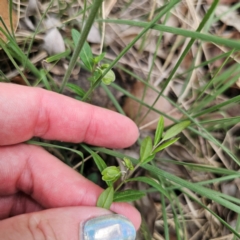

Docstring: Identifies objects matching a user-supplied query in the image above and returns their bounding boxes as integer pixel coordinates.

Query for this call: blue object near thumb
[82,214,136,240]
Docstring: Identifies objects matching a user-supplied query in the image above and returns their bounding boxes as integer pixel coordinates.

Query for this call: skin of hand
[0,83,141,239]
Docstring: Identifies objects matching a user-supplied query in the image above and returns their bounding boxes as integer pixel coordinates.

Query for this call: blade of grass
[193,95,240,118]
[100,83,125,115]
[60,0,104,93]
[157,158,240,176]
[212,2,240,24]
[161,193,170,240]
[195,50,235,102]
[126,176,169,198]
[192,64,240,113]
[0,39,30,85]
[233,214,240,240]
[0,70,10,82]
[169,191,187,240]
[176,50,237,79]
[45,49,71,63]
[8,0,15,39]
[25,0,54,66]
[39,69,51,90]
[196,175,240,186]
[27,140,83,159]
[99,19,240,50]
[0,26,42,80]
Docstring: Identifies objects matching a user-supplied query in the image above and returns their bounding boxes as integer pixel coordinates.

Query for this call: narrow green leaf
[153,138,179,154]
[161,192,169,240]
[45,49,71,63]
[93,52,106,63]
[39,69,51,90]
[97,186,114,209]
[141,154,156,165]
[126,176,169,198]
[100,19,240,50]
[162,121,190,141]
[140,136,153,163]
[66,83,86,97]
[91,152,107,173]
[141,164,240,215]
[113,190,145,202]
[81,145,110,186]
[60,0,103,92]
[71,29,93,71]
[154,116,164,146]
[26,140,83,159]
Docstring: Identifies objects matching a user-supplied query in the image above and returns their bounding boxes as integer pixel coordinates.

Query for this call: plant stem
[115,162,141,192]
[59,0,104,93]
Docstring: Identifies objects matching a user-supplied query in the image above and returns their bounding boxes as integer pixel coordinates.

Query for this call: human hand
[0,83,141,240]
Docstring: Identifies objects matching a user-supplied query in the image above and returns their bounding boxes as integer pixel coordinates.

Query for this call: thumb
[0,207,136,240]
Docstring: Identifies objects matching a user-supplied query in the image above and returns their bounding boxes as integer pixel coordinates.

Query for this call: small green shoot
[96,116,189,209]
[71,29,115,90]
[154,116,164,146]
[140,136,153,163]
[123,157,134,171]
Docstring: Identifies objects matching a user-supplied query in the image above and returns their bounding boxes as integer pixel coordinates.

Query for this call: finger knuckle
[33,90,50,138]
[27,214,58,240]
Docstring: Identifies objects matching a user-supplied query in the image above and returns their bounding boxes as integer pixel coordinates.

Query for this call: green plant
[93,117,190,209]
[67,28,116,99]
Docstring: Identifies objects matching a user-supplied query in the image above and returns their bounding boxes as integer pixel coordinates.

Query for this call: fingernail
[82,214,136,240]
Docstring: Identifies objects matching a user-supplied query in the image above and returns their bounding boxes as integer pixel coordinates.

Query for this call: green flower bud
[102,69,115,85]
[101,166,121,182]
[123,157,134,171]
[100,63,110,70]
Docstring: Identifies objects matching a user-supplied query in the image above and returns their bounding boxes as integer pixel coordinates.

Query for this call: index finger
[0,83,138,147]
